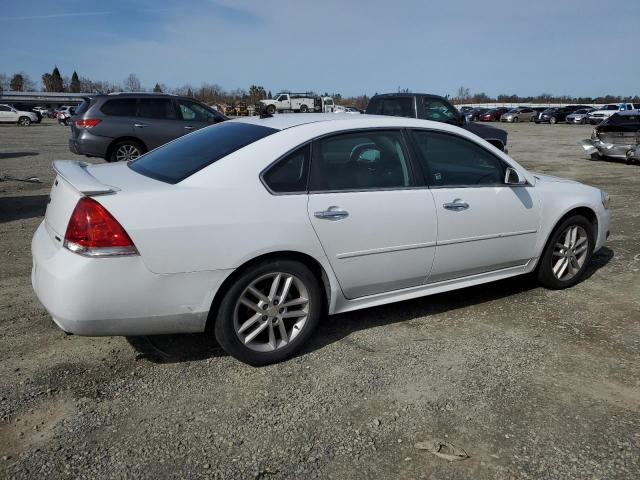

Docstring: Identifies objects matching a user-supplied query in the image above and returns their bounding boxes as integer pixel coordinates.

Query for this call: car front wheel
[214,259,322,366]
[537,215,594,289]
[18,116,31,126]
[549,117,557,124]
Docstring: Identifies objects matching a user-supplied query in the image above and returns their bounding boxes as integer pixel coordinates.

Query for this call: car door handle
[443,200,469,211]
[314,206,349,220]
[184,125,195,130]
[133,123,149,128]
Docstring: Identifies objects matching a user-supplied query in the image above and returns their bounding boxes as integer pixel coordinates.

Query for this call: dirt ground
[0,119,639,480]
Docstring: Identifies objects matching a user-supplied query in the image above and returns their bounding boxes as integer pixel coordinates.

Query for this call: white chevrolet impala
[32,114,610,365]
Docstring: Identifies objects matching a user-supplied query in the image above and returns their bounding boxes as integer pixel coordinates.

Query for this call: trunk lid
[44,160,162,248]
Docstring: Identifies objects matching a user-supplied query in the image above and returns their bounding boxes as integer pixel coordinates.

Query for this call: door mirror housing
[505,167,527,185]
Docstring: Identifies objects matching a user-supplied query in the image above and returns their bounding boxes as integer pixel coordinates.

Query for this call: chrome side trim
[336,241,437,259]
[436,229,537,246]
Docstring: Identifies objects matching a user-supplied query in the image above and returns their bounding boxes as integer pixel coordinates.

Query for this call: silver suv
[69,93,228,162]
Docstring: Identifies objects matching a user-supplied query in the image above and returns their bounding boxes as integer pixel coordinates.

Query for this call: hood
[464,122,508,146]
[259,99,275,105]
[532,172,578,184]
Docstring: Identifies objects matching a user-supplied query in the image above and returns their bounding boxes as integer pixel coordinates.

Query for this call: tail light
[64,197,137,257]
[75,118,102,129]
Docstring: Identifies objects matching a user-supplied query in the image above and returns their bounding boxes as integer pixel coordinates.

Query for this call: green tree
[51,66,64,92]
[69,71,81,92]
[10,73,24,91]
[153,83,162,93]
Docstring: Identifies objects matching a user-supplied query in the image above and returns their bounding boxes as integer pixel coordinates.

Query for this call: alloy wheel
[233,272,309,352]
[115,144,141,162]
[552,225,589,281]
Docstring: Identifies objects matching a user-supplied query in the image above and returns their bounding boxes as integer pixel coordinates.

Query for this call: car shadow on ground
[0,194,48,223]
[0,151,39,160]
[127,247,614,365]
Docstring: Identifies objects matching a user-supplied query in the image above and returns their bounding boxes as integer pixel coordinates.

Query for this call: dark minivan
[69,93,227,162]
[366,93,508,151]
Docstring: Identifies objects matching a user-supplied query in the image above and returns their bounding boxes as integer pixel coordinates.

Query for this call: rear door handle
[314,206,349,220]
[133,123,149,128]
[443,199,469,211]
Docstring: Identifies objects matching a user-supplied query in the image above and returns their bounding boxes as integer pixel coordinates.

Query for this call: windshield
[129,122,278,184]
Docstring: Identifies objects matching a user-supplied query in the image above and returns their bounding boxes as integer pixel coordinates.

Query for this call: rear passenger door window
[137,98,177,119]
[410,130,505,187]
[262,144,310,193]
[100,98,137,117]
[310,130,414,191]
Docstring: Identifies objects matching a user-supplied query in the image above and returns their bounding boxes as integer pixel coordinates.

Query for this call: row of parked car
[459,103,640,125]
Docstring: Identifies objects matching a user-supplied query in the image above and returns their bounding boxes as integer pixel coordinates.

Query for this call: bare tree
[456,86,471,101]
[124,73,142,92]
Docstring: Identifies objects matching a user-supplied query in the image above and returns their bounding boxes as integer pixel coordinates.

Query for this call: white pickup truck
[588,103,639,125]
[259,93,335,114]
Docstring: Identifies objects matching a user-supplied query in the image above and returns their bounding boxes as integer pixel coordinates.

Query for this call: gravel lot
[1,119,639,479]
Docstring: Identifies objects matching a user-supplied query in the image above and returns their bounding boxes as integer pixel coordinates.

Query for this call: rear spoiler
[52,160,119,196]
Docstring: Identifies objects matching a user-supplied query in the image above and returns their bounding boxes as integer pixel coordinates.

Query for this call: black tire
[549,117,557,124]
[108,139,145,163]
[512,117,519,123]
[266,104,276,115]
[18,116,31,126]
[537,215,595,290]
[214,259,322,366]
[299,104,308,113]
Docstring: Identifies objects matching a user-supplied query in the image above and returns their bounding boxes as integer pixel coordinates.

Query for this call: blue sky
[1,0,638,97]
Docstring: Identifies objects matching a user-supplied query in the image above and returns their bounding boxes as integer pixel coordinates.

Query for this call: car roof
[231,112,459,133]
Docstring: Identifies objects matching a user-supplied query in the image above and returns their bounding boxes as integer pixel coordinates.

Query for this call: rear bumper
[68,132,111,158]
[31,221,232,336]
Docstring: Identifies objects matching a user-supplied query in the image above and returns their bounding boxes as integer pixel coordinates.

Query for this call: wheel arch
[205,250,332,333]
[536,205,598,263]
[105,136,148,161]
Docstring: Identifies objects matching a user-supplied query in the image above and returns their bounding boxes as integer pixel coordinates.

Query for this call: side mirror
[505,167,527,185]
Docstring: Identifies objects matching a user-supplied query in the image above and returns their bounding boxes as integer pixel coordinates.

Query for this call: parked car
[500,107,537,123]
[345,106,364,114]
[534,105,591,124]
[587,103,638,125]
[0,104,38,126]
[566,108,595,124]
[68,93,228,162]
[57,106,76,125]
[479,107,510,122]
[464,107,490,122]
[334,105,363,114]
[458,106,474,115]
[33,106,50,117]
[581,111,640,162]
[32,114,610,365]
[11,103,43,123]
[366,93,508,151]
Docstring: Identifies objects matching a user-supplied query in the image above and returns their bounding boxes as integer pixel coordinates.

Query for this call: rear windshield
[74,99,91,116]
[366,97,415,118]
[129,122,278,184]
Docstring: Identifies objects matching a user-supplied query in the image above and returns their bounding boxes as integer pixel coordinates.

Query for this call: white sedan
[32,114,611,365]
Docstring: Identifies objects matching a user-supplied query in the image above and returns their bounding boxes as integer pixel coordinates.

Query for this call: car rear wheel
[537,215,594,289]
[18,116,31,126]
[109,140,145,162]
[299,104,308,113]
[214,259,322,366]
